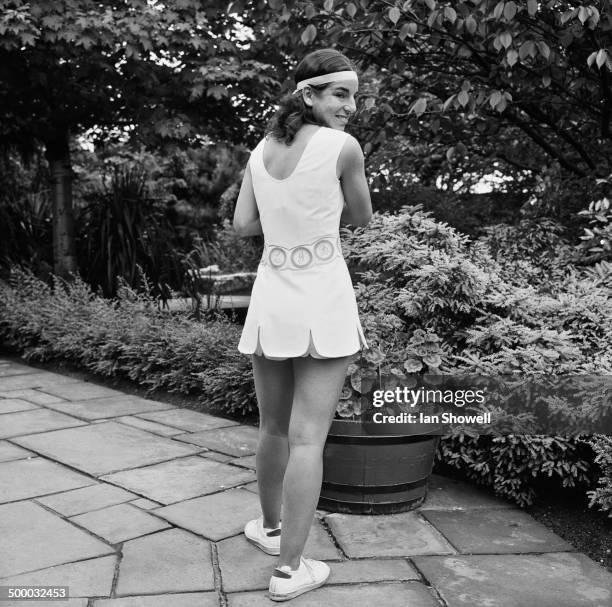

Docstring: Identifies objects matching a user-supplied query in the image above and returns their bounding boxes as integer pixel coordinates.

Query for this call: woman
[233,48,372,601]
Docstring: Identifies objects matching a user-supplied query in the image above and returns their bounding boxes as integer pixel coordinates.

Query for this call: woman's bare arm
[338,135,372,227]
[233,162,263,237]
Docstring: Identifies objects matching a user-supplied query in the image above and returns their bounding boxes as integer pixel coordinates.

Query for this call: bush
[587,435,612,517]
[340,205,612,507]
[0,266,257,417]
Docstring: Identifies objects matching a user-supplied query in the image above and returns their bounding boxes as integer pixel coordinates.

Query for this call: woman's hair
[265,48,355,145]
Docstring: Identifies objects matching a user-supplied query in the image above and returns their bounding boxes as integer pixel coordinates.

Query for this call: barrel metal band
[261,235,342,271]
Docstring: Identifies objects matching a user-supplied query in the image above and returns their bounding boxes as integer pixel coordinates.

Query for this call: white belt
[260,235,342,271]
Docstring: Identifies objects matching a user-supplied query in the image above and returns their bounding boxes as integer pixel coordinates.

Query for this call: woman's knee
[259,420,289,438]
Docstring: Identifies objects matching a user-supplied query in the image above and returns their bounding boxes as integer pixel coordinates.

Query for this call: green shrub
[0,266,256,417]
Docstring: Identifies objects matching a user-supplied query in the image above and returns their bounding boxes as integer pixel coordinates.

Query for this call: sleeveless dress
[238,126,368,360]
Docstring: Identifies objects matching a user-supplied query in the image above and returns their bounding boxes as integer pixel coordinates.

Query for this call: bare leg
[251,354,294,529]
[278,355,351,569]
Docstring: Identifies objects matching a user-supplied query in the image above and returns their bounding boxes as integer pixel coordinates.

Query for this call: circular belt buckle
[269,247,287,268]
[314,238,335,261]
[291,246,313,268]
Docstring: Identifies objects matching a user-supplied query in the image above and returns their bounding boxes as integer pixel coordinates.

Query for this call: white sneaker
[268,557,330,601]
[244,516,281,555]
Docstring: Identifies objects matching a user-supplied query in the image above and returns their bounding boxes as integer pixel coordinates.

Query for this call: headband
[293,70,358,94]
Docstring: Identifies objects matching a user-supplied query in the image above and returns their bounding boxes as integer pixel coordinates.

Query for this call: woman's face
[305,80,359,130]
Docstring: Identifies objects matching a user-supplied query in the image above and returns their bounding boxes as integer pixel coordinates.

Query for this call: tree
[0,0,279,278]
[258,0,612,207]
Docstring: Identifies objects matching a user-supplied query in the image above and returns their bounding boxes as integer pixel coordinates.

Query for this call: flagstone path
[0,356,610,606]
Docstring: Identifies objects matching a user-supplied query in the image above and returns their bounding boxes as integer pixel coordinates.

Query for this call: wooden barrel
[319,418,441,514]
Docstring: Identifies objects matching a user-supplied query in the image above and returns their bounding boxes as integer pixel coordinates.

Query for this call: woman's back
[248,125,349,248]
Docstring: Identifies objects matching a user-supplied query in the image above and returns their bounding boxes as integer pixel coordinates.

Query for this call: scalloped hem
[239,325,368,361]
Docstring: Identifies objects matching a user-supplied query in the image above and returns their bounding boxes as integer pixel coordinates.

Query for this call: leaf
[506,49,518,66]
[503,1,517,20]
[458,90,469,106]
[424,0,436,10]
[399,22,417,40]
[301,23,317,45]
[542,74,551,87]
[489,90,502,108]
[305,3,316,18]
[596,49,608,69]
[537,41,550,60]
[404,358,423,373]
[493,1,504,20]
[389,7,401,24]
[527,0,537,16]
[268,0,283,9]
[323,0,334,11]
[499,31,512,49]
[411,97,427,116]
[345,2,357,17]
[443,6,456,22]
[518,40,535,60]
[465,15,477,34]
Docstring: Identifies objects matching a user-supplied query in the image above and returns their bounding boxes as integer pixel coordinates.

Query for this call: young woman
[233,48,372,601]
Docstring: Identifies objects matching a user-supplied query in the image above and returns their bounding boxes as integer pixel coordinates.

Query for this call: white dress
[238,126,368,360]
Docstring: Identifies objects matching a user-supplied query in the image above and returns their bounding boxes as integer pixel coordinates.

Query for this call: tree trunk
[45,132,77,280]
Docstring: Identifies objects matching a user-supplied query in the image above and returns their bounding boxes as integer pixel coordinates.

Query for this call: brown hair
[265,48,355,145]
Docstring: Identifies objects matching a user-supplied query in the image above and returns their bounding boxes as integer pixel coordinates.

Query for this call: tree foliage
[259,0,612,198]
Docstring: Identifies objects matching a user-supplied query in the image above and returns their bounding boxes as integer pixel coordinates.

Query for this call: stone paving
[0,356,611,607]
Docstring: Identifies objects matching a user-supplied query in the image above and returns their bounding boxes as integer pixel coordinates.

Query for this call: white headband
[293,70,358,94]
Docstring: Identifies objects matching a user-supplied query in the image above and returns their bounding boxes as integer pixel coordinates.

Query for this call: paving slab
[93,593,219,607]
[70,503,171,544]
[0,555,116,597]
[0,363,38,377]
[0,372,80,391]
[12,421,200,476]
[0,388,68,405]
[0,440,34,462]
[154,488,262,541]
[325,512,456,558]
[0,501,115,578]
[200,450,235,463]
[43,396,173,421]
[129,497,160,509]
[37,483,137,516]
[229,454,257,470]
[421,474,515,510]
[0,408,87,439]
[115,415,185,436]
[413,552,612,607]
[116,528,214,595]
[0,382,69,405]
[322,558,419,584]
[302,519,342,560]
[0,458,95,503]
[174,425,259,457]
[242,480,258,494]
[0,398,39,413]
[217,534,278,592]
[227,581,440,607]
[136,409,239,432]
[40,382,128,401]
[101,456,255,505]
[420,508,574,554]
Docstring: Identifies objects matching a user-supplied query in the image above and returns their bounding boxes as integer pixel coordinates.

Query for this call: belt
[260,235,342,271]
